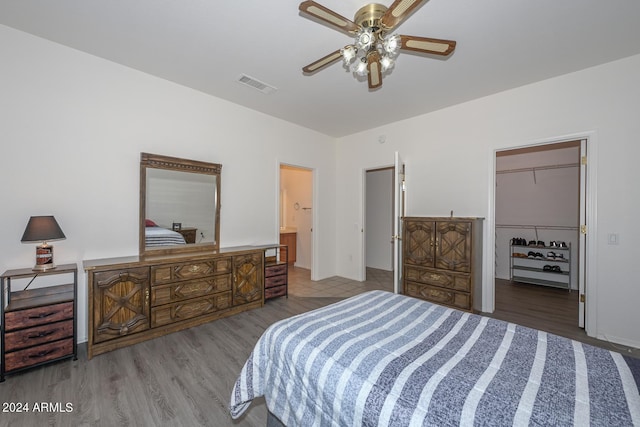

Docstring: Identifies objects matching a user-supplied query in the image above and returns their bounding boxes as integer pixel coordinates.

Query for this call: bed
[230,290,640,426]
[144,226,186,247]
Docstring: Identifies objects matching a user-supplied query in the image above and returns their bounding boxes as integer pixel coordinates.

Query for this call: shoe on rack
[551,265,562,273]
[527,251,536,258]
[528,240,537,246]
[555,253,565,261]
[549,241,558,247]
[537,241,546,247]
[543,265,552,271]
[547,252,556,259]
[558,241,568,248]
[535,252,544,259]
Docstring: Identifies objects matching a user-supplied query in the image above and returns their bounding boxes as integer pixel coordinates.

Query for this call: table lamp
[20,215,66,271]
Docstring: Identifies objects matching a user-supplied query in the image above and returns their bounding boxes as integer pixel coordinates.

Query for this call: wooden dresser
[84,246,264,359]
[403,217,483,312]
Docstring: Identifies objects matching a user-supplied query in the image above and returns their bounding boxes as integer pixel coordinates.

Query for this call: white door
[578,140,587,327]
[393,152,406,294]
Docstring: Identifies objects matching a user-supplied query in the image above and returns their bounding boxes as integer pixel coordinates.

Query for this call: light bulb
[356,29,374,51]
[341,45,356,65]
[383,34,401,55]
[380,55,394,72]
[352,59,368,76]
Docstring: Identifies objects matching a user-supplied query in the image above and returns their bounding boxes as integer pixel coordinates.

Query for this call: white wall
[336,54,640,348]
[3,23,640,350]
[280,166,313,269]
[366,168,393,271]
[0,25,337,343]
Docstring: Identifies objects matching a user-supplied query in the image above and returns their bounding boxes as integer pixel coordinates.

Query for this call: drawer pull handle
[28,312,56,319]
[430,274,441,281]
[189,265,200,272]
[28,349,55,358]
[27,329,57,339]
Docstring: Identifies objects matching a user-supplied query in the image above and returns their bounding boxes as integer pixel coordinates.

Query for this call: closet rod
[496,224,579,231]
[496,162,579,174]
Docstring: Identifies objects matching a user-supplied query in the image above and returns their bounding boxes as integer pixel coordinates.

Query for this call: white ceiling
[2,0,640,138]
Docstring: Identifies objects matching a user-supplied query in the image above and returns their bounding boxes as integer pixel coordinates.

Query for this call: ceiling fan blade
[399,35,456,56]
[302,49,343,73]
[299,1,361,34]
[380,0,426,30]
[367,51,383,89]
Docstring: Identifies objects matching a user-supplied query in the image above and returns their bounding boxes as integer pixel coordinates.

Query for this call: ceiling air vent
[236,74,277,94]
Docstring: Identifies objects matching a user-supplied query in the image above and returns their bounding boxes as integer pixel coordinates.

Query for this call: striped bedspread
[230,291,640,426]
[144,227,186,247]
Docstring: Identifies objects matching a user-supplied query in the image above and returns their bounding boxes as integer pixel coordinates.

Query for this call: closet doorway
[494,139,587,331]
[365,167,394,276]
[280,164,313,273]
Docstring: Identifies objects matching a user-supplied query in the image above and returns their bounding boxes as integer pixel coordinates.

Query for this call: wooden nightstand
[176,227,197,244]
[264,245,288,300]
[1,264,77,382]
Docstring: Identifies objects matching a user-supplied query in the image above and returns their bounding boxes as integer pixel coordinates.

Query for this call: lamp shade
[21,216,66,243]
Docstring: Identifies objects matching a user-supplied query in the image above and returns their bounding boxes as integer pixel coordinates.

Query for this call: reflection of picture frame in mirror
[172,222,182,231]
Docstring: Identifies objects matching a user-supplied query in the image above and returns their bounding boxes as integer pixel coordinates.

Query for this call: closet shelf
[512,265,569,275]
[496,162,579,184]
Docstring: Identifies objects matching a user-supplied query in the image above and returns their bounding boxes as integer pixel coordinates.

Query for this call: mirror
[140,152,221,256]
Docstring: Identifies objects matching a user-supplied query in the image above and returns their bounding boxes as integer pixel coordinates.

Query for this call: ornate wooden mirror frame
[139,152,221,256]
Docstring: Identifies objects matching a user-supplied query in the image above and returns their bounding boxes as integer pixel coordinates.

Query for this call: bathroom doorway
[280,164,313,272]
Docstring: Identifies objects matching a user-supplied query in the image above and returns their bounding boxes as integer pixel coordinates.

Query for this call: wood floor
[0,269,636,427]
[489,278,639,355]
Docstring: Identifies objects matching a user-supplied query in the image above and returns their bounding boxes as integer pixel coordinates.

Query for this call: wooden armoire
[402,217,483,312]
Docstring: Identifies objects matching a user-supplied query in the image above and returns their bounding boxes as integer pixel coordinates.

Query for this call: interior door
[393,152,405,294]
[578,140,587,328]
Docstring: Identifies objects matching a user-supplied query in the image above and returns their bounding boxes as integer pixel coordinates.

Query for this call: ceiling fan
[298,0,456,89]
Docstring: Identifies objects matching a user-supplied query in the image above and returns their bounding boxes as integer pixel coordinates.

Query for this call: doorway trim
[485,131,598,337]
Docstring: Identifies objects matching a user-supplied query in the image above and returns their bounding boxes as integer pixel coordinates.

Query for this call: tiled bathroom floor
[288,266,393,298]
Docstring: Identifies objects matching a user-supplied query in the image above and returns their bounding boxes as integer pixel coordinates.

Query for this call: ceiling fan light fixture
[298,1,457,89]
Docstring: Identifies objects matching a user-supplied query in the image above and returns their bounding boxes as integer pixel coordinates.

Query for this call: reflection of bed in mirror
[144,226,186,247]
[140,153,221,255]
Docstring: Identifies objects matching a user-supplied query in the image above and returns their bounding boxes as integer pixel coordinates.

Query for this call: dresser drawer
[405,281,471,311]
[151,257,232,285]
[152,275,232,306]
[4,319,74,352]
[4,338,74,372]
[265,285,287,300]
[151,291,232,327]
[404,266,471,293]
[4,301,73,332]
[265,274,287,289]
[265,264,287,278]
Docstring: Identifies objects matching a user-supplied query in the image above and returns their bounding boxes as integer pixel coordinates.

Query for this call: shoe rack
[509,239,571,290]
